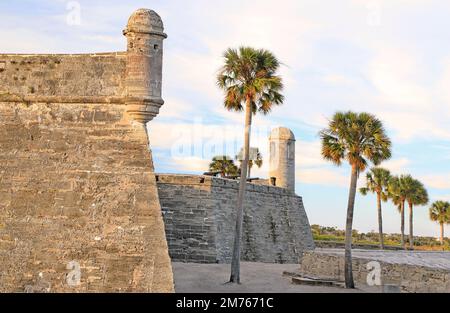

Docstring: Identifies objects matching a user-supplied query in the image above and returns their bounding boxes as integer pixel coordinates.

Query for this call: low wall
[156,174,315,264]
[299,249,450,293]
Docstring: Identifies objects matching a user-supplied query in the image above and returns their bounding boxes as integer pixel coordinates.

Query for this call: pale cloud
[322,74,355,86]
[158,97,198,120]
[0,29,57,53]
[437,57,450,116]
[296,140,326,168]
[368,47,431,110]
[297,168,348,187]
[420,174,450,190]
[381,157,411,174]
[80,35,123,44]
[170,157,210,174]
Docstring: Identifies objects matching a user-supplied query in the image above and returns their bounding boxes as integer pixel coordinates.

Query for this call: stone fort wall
[0,53,127,100]
[0,9,174,293]
[157,174,315,264]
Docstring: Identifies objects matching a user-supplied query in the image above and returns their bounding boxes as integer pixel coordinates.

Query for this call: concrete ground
[172,262,372,293]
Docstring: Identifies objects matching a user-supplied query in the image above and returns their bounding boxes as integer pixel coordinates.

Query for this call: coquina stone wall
[156,174,315,264]
[299,250,450,293]
[0,9,174,293]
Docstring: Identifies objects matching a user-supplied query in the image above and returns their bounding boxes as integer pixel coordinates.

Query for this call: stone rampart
[156,174,315,264]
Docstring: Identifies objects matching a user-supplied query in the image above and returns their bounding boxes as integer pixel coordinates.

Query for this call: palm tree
[217,47,284,284]
[359,167,391,250]
[405,178,429,250]
[209,156,239,178]
[320,111,391,289]
[429,201,450,246]
[236,147,263,177]
[388,175,408,249]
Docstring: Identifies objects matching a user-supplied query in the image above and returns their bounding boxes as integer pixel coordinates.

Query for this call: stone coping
[312,248,450,271]
[0,52,127,57]
[155,174,299,197]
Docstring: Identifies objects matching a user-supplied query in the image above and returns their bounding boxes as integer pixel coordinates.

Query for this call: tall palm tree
[359,167,391,250]
[320,111,391,288]
[405,178,429,250]
[237,147,263,177]
[388,175,408,249]
[429,201,450,246]
[217,47,284,284]
[209,156,239,178]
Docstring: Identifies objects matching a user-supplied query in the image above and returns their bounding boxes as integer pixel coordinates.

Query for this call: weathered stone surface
[299,249,450,293]
[157,174,315,264]
[0,8,173,293]
[269,127,296,192]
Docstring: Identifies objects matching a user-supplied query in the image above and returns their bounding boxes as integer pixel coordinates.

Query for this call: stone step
[291,276,345,288]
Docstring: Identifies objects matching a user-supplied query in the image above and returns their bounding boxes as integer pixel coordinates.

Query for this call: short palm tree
[209,156,239,178]
[217,47,284,284]
[429,201,450,245]
[388,175,408,249]
[320,111,391,288]
[237,147,263,177]
[359,167,391,249]
[405,178,428,250]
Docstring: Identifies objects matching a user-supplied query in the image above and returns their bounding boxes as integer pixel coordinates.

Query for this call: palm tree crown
[430,201,450,224]
[360,167,391,200]
[217,47,284,115]
[406,179,429,207]
[388,175,408,208]
[209,156,239,178]
[320,111,392,172]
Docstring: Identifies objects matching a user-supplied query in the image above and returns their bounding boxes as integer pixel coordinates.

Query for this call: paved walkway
[172,262,367,293]
[315,249,450,271]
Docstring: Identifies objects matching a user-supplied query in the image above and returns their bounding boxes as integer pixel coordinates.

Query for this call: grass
[312,225,450,251]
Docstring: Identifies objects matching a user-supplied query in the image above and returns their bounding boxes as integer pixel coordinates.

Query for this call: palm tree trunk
[408,202,414,251]
[400,201,405,250]
[376,193,384,250]
[440,223,444,246]
[229,97,252,284]
[344,165,358,289]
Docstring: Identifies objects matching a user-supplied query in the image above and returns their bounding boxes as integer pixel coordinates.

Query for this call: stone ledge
[155,174,300,197]
[0,52,127,57]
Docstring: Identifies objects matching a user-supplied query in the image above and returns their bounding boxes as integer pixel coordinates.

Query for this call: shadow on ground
[172,262,376,293]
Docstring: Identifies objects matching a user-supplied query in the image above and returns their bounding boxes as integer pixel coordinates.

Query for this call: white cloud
[298,168,349,187]
[420,173,450,190]
[170,157,210,173]
[381,157,411,174]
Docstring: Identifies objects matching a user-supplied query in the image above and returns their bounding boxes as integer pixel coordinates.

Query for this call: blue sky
[2,0,450,237]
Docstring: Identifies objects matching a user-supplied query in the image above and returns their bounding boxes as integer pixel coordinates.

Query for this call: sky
[1,0,450,237]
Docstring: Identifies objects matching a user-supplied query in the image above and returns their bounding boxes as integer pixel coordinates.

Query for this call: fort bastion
[0,9,173,293]
[0,8,315,292]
